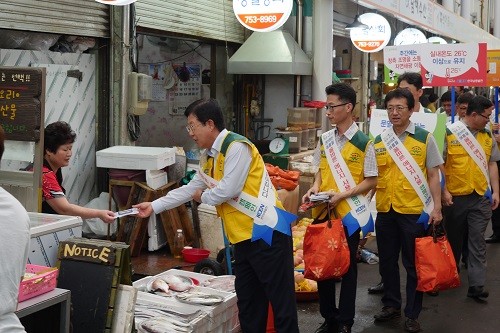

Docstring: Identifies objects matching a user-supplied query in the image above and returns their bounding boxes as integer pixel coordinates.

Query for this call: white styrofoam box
[96,146,176,170]
[111,285,137,333]
[198,204,224,256]
[146,169,169,190]
[28,213,82,267]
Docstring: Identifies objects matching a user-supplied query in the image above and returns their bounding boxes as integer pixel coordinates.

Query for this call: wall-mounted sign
[428,36,447,44]
[95,0,137,5]
[420,42,487,87]
[350,13,391,53]
[487,50,500,87]
[0,67,44,142]
[233,0,293,32]
[393,28,427,46]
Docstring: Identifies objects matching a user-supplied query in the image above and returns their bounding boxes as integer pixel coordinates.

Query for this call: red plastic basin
[182,248,210,263]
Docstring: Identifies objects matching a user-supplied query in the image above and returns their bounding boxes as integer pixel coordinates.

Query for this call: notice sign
[384,44,422,84]
[350,13,391,53]
[0,67,44,142]
[233,0,293,32]
[420,42,487,87]
[487,50,500,87]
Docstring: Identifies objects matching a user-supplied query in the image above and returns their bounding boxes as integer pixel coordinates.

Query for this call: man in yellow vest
[134,99,299,333]
[442,95,500,301]
[373,88,443,333]
[303,83,377,333]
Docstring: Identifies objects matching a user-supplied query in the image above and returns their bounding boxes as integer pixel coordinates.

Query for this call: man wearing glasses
[373,88,443,333]
[304,83,377,333]
[134,98,299,333]
[442,95,500,301]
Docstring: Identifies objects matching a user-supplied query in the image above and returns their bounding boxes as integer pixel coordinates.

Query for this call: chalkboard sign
[0,67,44,142]
[56,238,132,333]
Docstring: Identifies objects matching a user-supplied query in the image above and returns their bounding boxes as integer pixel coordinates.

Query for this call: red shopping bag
[415,224,461,292]
[303,207,350,281]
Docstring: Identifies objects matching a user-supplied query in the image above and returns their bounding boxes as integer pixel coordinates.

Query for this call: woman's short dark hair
[44,121,76,153]
[184,98,225,131]
[384,88,415,110]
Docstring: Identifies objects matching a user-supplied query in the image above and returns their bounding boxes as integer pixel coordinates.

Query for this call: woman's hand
[302,185,319,203]
[99,210,117,223]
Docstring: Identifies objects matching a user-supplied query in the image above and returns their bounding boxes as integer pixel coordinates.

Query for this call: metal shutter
[135,0,244,44]
[0,0,109,38]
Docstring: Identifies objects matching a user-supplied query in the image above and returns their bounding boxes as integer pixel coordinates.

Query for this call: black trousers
[375,208,425,320]
[317,226,360,327]
[233,231,299,333]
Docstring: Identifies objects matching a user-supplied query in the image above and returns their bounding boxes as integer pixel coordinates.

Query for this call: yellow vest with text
[201,132,285,244]
[374,127,430,214]
[444,128,492,196]
[312,131,370,220]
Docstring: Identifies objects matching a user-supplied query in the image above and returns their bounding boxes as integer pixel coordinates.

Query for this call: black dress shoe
[467,286,489,299]
[368,281,384,294]
[486,234,500,243]
[374,306,401,322]
[404,318,421,333]
[314,320,338,333]
[338,324,352,333]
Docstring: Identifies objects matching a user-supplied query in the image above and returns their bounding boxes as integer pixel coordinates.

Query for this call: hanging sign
[487,50,500,87]
[393,28,428,46]
[383,44,422,84]
[95,0,137,5]
[233,0,293,32]
[350,13,391,53]
[420,42,487,87]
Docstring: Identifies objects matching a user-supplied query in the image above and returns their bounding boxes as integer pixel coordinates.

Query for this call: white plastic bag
[82,192,117,236]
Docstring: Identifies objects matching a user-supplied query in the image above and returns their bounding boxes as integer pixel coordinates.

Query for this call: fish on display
[146,278,170,295]
[138,316,191,333]
[175,290,225,306]
[161,274,193,292]
[201,275,236,292]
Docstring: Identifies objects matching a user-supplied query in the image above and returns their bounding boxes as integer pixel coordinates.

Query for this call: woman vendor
[41,121,115,223]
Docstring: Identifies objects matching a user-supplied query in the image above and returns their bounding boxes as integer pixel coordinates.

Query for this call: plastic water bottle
[360,249,379,265]
[173,229,185,259]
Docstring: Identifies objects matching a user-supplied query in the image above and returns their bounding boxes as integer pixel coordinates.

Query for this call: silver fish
[138,317,191,333]
[175,291,225,306]
[162,275,192,292]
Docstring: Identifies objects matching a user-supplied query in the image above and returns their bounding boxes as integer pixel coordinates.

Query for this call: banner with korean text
[487,50,500,87]
[383,44,422,85]
[420,43,487,87]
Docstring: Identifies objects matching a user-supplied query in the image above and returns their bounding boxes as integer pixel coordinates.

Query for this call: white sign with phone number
[233,0,293,32]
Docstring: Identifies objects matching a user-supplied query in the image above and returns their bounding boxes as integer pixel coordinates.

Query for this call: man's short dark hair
[325,83,357,107]
[467,95,493,116]
[44,121,76,154]
[457,92,474,105]
[397,72,423,90]
[184,98,225,131]
[384,88,415,111]
[440,91,456,103]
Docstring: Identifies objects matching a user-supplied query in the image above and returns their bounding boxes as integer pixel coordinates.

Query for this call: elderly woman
[41,121,115,223]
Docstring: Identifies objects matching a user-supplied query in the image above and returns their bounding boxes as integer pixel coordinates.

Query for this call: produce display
[292,218,318,293]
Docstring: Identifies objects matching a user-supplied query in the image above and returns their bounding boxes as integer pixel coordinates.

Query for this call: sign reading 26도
[233,0,293,32]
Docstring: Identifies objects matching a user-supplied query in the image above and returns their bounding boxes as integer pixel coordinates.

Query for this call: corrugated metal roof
[0,0,109,38]
[135,0,244,44]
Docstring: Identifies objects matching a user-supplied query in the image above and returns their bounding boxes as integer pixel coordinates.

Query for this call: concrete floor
[297,233,500,333]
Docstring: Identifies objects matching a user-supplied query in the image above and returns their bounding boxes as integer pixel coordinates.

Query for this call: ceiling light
[345,14,369,30]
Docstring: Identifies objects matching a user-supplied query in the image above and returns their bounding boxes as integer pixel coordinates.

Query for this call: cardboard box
[96,146,175,170]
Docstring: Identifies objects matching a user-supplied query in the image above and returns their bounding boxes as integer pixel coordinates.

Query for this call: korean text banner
[369,109,447,154]
[420,43,487,87]
[487,50,500,87]
[383,45,422,85]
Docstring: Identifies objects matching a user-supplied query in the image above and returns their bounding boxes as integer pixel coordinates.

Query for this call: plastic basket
[19,264,59,302]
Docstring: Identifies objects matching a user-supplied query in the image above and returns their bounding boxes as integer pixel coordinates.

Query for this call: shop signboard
[0,67,44,142]
[420,42,487,87]
[350,13,391,53]
[394,28,428,46]
[369,108,448,153]
[233,0,293,32]
[383,44,422,84]
[487,50,500,87]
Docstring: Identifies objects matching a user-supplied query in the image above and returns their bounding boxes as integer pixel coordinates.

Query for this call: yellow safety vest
[201,132,284,244]
[444,129,492,196]
[374,128,430,214]
[312,131,370,220]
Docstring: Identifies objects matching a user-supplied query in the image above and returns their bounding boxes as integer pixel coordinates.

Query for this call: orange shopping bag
[415,224,461,292]
[303,206,350,281]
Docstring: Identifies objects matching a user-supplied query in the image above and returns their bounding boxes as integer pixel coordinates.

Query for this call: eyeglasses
[324,103,349,111]
[476,112,490,120]
[186,122,204,133]
[386,106,409,113]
